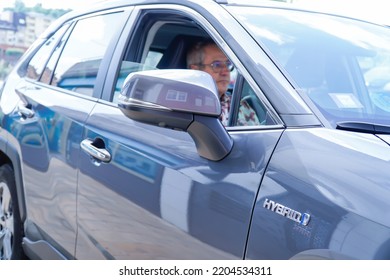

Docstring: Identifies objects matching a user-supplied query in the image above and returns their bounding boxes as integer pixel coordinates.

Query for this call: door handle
[80,138,111,163]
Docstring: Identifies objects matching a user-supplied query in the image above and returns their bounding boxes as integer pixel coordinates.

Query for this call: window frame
[25,23,72,82]
[25,8,131,100]
[103,5,282,128]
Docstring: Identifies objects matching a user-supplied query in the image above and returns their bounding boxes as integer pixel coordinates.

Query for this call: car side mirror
[118,69,233,161]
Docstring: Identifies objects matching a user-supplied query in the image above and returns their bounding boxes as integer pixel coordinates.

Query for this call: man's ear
[189,64,199,70]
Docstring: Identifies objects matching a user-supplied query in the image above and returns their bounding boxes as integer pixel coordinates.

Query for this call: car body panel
[247,128,390,259]
[1,80,97,258]
[75,102,283,259]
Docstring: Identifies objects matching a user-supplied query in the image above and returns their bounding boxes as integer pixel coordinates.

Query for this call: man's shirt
[219,93,231,126]
[219,93,260,126]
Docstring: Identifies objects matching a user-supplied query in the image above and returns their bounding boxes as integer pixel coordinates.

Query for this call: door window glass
[231,79,276,126]
[51,13,123,96]
[26,24,70,80]
[40,26,73,84]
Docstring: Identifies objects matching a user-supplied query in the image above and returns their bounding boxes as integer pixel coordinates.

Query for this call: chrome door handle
[80,139,111,163]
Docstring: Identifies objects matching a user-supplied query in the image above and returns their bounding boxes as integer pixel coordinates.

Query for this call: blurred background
[0,0,106,83]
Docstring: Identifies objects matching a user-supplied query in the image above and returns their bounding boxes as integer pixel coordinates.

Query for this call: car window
[49,12,124,96]
[112,60,159,103]
[40,25,73,84]
[230,79,273,126]
[112,10,275,127]
[26,24,70,80]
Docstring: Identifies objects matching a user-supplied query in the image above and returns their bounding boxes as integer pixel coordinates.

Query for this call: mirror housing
[118,69,233,161]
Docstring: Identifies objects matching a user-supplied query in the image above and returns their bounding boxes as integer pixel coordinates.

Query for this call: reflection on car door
[76,101,282,259]
[13,10,129,259]
[9,81,96,259]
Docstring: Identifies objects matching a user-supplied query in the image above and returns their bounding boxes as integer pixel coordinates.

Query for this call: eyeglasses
[197,60,234,73]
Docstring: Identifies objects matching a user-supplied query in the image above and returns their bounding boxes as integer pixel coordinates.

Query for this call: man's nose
[216,64,228,73]
[219,66,230,75]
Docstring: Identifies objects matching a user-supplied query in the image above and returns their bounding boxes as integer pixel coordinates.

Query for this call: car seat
[157,34,205,69]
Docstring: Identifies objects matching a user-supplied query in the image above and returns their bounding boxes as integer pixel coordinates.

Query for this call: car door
[75,5,284,259]
[77,99,282,260]
[8,10,129,259]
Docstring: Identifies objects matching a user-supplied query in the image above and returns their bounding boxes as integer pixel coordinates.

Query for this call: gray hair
[186,39,216,68]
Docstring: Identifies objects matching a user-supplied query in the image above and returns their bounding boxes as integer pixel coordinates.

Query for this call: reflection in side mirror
[119,69,221,116]
[118,69,233,161]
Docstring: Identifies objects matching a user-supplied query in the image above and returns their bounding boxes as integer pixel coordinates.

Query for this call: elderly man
[187,39,260,126]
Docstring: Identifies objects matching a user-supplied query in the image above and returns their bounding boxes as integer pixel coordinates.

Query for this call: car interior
[113,19,210,99]
[112,15,271,126]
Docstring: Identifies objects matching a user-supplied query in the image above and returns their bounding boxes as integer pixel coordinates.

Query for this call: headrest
[157,35,205,69]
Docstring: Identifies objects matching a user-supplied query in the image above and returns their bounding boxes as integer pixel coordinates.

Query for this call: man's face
[192,45,231,97]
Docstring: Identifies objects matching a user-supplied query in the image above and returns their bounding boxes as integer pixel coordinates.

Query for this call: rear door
[11,10,129,258]
[76,4,284,259]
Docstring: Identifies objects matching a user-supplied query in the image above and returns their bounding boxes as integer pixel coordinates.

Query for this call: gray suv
[1,0,390,260]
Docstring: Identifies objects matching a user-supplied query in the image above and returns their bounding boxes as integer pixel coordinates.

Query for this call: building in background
[0,10,55,80]
[24,12,54,46]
